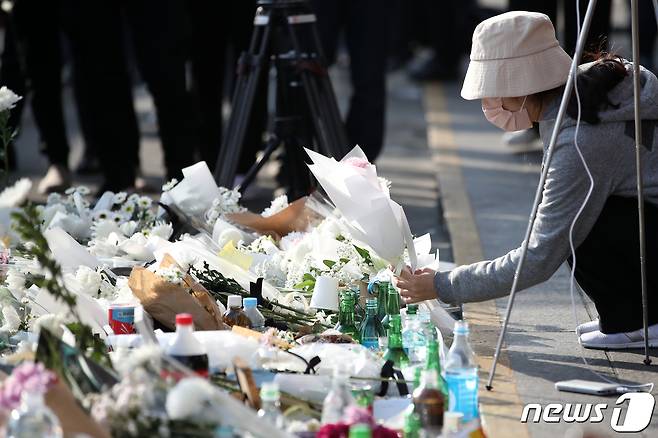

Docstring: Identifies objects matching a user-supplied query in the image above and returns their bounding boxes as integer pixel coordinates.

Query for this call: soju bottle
[381,284,401,330]
[402,304,427,364]
[425,332,449,403]
[359,298,385,350]
[403,410,422,438]
[376,282,388,323]
[412,369,445,435]
[336,291,360,342]
[383,315,409,368]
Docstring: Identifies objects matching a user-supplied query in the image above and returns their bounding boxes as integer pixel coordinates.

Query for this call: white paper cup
[310,275,339,311]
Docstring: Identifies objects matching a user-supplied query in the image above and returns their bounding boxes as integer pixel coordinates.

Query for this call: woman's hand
[393,267,437,304]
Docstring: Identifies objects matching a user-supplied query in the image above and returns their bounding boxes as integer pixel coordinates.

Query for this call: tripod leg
[214,14,272,187]
[237,134,282,193]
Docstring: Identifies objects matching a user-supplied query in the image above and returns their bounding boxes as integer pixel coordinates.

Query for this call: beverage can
[108,304,136,334]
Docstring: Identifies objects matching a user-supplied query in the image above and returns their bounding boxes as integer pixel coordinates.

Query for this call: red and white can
[108,304,136,335]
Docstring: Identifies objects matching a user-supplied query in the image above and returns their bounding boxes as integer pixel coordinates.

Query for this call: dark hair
[565,52,628,124]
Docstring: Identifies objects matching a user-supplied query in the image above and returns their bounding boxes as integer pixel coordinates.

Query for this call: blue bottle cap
[243,297,258,308]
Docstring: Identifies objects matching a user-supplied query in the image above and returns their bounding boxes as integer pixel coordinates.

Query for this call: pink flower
[343,157,370,169]
[0,362,56,411]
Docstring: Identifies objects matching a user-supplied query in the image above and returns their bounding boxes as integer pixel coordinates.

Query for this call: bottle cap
[365,298,377,308]
[259,382,280,401]
[348,423,372,438]
[176,313,193,325]
[406,304,418,315]
[454,320,469,334]
[227,295,242,309]
[243,297,258,308]
[444,411,464,432]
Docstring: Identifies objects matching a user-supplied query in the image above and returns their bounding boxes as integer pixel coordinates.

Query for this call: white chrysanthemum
[119,220,138,236]
[166,377,218,420]
[91,219,121,239]
[92,209,112,222]
[112,192,127,204]
[88,237,120,258]
[0,305,20,333]
[261,194,289,218]
[0,86,21,112]
[46,192,62,206]
[0,178,31,208]
[120,202,136,217]
[110,212,124,224]
[30,313,68,338]
[77,186,90,195]
[70,265,102,297]
[137,196,152,208]
[147,221,173,240]
[5,268,26,295]
[154,266,183,284]
[128,193,140,203]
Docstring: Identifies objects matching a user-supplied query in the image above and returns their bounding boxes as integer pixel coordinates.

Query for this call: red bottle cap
[176,313,193,325]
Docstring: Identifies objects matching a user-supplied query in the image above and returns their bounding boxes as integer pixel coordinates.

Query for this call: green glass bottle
[376,282,388,323]
[359,298,385,350]
[381,283,401,330]
[402,410,422,438]
[336,291,360,342]
[383,315,409,367]
[425,333,449,402]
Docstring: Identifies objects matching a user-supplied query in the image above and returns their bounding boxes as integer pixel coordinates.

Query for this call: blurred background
[1,0,656,205]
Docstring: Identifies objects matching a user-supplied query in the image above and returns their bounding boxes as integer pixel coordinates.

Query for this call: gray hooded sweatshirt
[435,63,658,305]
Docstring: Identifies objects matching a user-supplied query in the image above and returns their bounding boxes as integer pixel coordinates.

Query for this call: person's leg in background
[63,0,139,192]
[344,0,387,161]
[124,0,195,181]
[0,7,27,174]
[569,197,658,347]
[638,0,657,72]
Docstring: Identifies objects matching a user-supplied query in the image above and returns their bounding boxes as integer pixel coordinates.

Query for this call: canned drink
[108,304,136,334]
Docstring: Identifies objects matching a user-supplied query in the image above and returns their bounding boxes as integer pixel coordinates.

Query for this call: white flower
[5,268,26,296]
[77,186,90,195]
[0,86,21,112]
[110,212,124,223]
[92,209,112,221]
[30,313,68,338]
[119,220,138,236]
[46,192,62,205]
[137,196,152,208]
[154,266,183,284]
[91,219,121,239]
[117,232,153,261]
[0,305,20,333]
[162,178,178,192]
[0,178,31,208]
[112,192,127,204]
[70,266,102,297]
[128,193,140,203]
[166,377,218,420]
[88,236,120,258]
[279,231,306,251]
[147,221,173,240]
[261,194,289,217]
[120,202,136,217]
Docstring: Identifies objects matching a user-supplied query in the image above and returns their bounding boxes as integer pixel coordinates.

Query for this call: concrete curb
[423,83,530,438]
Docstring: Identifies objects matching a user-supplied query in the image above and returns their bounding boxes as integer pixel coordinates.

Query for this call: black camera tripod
[213,0,349,197]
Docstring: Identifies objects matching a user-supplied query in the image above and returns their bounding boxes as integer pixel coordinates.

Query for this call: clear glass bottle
[383,314,409,368]
[321,368,356,425]
[243,297,265,331]
[167,313,209,377]
[257,382,285,429]
[7,390,63,438]
[444,320,479,422]
[412,369,445,436]
[402,304,427,364]
[359,298,385,350]
[222,295,251,328]
[335,291,360,341]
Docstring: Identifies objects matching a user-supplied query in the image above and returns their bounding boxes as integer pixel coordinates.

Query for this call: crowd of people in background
[1,0,656,196]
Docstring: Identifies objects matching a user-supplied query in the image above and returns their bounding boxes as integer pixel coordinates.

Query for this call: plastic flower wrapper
[305,146,418,272]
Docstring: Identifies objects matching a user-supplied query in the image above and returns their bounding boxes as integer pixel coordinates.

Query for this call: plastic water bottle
[257,382,285,429]
[444,320,479,422]
[243,297,265,331]
[402,304,426,364]
[7,390,63,438]
[167,313,209,377]
[321,368,356,424]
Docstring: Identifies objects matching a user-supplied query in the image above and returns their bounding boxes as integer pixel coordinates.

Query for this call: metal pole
[630,0,652,366]
[486,0,599,391]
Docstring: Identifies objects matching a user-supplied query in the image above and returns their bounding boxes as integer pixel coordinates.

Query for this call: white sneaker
[579,323,658,350]
[37,164,71,194]
[575,319,600,337]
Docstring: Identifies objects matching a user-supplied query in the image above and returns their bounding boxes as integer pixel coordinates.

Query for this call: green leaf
[353,244,374,266]
[323,259,336,268]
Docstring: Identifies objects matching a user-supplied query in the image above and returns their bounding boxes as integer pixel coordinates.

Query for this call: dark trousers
[569,196,658,334]
[1,0,70,167]
[311,0,387,162]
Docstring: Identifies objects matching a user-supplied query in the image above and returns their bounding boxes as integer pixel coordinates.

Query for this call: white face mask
[482,97,533,131]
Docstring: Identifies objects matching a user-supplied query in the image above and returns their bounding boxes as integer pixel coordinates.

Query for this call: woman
[394,11,658,350]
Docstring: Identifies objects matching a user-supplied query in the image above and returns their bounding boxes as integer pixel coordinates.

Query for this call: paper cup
[310,275,339,311]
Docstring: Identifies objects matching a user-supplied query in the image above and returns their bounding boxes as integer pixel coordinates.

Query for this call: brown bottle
[222,295,252,328]
[412,369,444,435]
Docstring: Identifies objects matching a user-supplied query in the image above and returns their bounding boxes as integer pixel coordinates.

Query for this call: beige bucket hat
[461,11,573,100]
